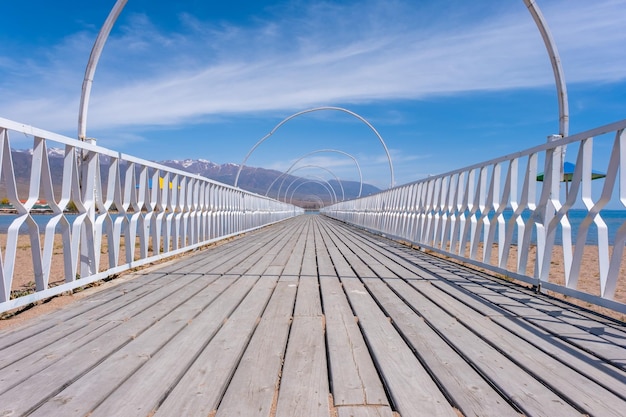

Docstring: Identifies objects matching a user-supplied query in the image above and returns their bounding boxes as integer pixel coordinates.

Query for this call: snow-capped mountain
[6,148,380,203]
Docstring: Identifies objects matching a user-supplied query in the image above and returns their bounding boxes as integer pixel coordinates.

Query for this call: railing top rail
[321,117,626,311]
[0,116,281,202]
[349,118,626,197]
[1,115,303,313]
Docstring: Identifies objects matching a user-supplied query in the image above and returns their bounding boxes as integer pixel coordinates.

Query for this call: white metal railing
[323,119,626,313]
[0,117,303,313]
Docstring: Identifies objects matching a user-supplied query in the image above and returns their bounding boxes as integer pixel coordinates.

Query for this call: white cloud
[1,0,624,134]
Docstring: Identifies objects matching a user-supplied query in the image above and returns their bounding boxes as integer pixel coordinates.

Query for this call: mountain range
[3,149,380,208]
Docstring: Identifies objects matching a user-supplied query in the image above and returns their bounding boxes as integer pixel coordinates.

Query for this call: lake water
[1,209,624,245]
[479,209,626,246]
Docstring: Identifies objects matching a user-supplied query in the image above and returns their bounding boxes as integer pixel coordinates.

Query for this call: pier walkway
[1,215,626,417]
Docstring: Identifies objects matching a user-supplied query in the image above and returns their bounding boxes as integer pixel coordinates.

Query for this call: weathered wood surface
[1,215,626,417]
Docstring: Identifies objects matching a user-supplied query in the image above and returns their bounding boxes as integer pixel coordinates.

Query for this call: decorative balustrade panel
[323,119,626,312]
[0,117,303,313]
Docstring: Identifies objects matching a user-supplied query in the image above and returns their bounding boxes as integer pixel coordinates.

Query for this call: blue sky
[1,0,625,189]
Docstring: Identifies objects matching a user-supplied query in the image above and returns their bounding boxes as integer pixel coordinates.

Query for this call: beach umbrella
[537,161,606,198]
[536,162,606,182]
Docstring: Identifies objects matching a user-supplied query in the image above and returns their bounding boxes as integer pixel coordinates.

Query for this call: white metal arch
[268,164,345,201]
[266,149,363,199]
[80,1,568,148]
[288,180,335,205]
[285,175,337,204]
[523,0,569,137]
[301,194,325,208]
[78,0,127,141]
[234,107,394,189]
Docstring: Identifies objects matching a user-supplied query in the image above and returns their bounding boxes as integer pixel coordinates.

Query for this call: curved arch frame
[288,180,335,205]
[81,2,569,149]
[301,194,325,208]
[270,164,345,201]
[234,107,394,189]
[287,180,335,205]
[268,149,363,199]
[78,0,128,140]
[523,0,569,137]
[285,176,337,204]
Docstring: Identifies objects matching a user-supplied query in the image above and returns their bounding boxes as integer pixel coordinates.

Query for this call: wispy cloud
[264,148,428,188]
[1,0,624,135]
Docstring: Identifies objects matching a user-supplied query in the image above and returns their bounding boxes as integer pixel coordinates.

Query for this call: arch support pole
[78,0,128,141]
[523,0,569,138]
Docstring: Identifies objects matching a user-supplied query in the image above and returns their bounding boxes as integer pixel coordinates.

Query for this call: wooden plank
[294,223,322,317]
[454,274,626,346]
[0,272,204,375]
[363,278,519,417]
[270,220,308,268]
[336,405,395,417]
[0,314,112,370]
[153,221,291,274]
[410,279,626,416]
[324,218,626,415]
[243,231,302,276]
[342,223,626,404]
[244,221,308,277]
[215,279,297,417]
[314,223,336,278]
[355,234,468,282]
[282,220,308,277]
[153,275,279,416]
[155,244,236,274]
[429,279,626,403]
[526,290,626,327]
[3,215,626,417]
[181,218,296,276]
[318,225,456,417]
[146,224,275,274]
[85,275,258,417]
[217,230,292,275]
[2,219,298,416]
[330,217,626,369]
[322,217,429,280]
[314,223,389,407]
[282,241,306,276]
[0,271,169,351]
[102,273,204,321]
[28,274,227,417]
[340,279,455,417]
[376,274,582,416]
[293,275,322,317]
[313,220,356,279]
[320,276,389,407]
[275,316,330,417]
[440,275,626,368]
[300,220,318,276]
[0,321,117,395]
[0,274,230,417]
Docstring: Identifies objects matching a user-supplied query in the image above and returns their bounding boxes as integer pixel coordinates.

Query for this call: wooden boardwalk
[1,215,626,417]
